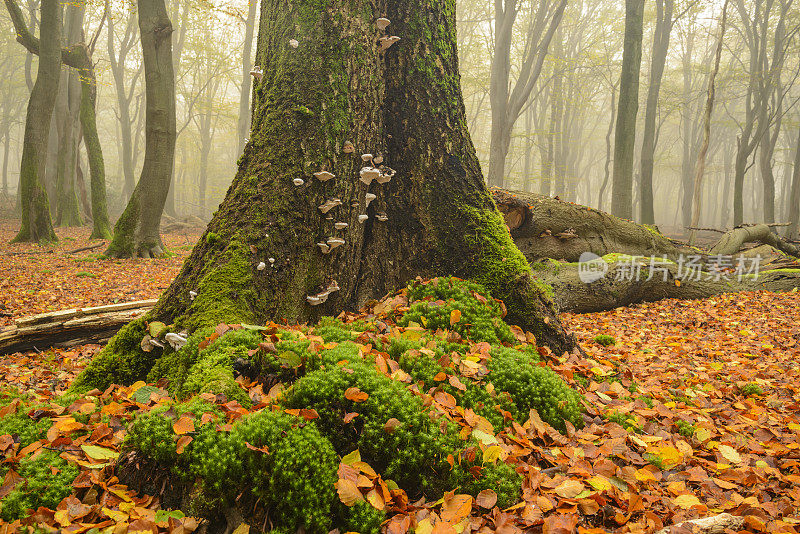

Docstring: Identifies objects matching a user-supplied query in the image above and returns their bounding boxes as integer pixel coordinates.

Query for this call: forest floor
[0,219,799,533]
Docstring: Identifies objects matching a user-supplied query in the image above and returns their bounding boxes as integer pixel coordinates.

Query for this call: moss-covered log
[76,0,577,391]
[491,190,800,312]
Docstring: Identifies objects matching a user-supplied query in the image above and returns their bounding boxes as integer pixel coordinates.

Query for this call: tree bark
[1,127,9,197]
[104,0,176,258]
[8,0,59,244]
[77,0,578,391]
[611,0,645,220]
[639,0,672,225]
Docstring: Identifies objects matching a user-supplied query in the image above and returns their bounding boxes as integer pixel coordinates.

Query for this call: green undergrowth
[0,451,79,522]
[78,277,583,533]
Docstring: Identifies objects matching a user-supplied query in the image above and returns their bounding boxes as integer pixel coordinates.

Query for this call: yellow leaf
[173,416,195,435]
[694,427,711,443]
[231,524,250,534]
[482,445,505,464]
[586,475,612,492]
[717,444,742,464]
[450,309,462,325]
[673,494,701,509]
[336,479,364,507]
[341,450,361,465]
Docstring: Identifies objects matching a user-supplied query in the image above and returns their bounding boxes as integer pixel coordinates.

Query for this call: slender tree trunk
[689,0,728,245]
[237,0,257,154]
[611,0,645,220]
[639,0,672,224]
[77,0,577,391]
[9,0,60,244]
[680,32,695,230]
[1,126,9,196]
[80,63,113,239]
[105,0,176,258]
[598,83,617,211]
[787,125,800,238]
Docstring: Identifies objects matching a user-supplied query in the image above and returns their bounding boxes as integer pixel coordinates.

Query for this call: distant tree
[237,0,257,153]
[611,0,645,219]
[104,0,176,258]
[5,0,60,243]
[639,0,674,225]
[487,0,568,188]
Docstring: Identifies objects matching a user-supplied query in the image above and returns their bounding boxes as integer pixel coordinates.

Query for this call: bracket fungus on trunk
[358,214,369,223]
[306,280,340,306]
[318,198,342,214]
[376,213,389,222]
[334,222,348,230]
[293,178,305,186]
[257,261,266,271]
[365,193,377,207]
[359,167,380,185]
[376,17,391,31]
[343,141,355,154]
[288,38,299,48]
[249,66,263,82]
[314,171,335,182]
[379,36,401,50]
[327,237,345,251]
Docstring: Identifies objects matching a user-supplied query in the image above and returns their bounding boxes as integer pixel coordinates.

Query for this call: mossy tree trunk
[77,0,579,390]
[104,0,176,258]
[146,0,576,351]
[54,5,84,229]
[4,0,113,239]
[8,0,60,244]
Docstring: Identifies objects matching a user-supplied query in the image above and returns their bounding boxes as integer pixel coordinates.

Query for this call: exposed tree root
[656,513,745,534]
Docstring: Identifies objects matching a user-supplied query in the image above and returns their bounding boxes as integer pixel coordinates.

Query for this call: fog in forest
[0,0,798,239]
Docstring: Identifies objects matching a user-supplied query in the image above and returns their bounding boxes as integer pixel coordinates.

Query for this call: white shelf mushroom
[334,222,348,230]
[293,178,305,186]
[343,141,355,154]
[189,290,197,300]
[358,214,369,223]
[318,198,342,213]
[373,154,384,165]
[377,17,391,31]
[165,332,188,351]
[250,66,263,82]
[361,153,374,163]
[269,257,275,264]
[359,167,380,185]
[376,168,396,184]
[257,261,266,271]
[327,237,345,250]
[289,39,299,48]
[365,193,377,207]
[317,242,331,254]
[376,213,389,222]
[380,36,401,50]
[307,295,324,305]
[314,171,335,182]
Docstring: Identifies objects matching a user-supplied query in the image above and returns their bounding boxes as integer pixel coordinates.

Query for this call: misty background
[0,0,795,237]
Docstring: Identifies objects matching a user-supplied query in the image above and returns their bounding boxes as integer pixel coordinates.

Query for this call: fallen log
[0,300,157,354]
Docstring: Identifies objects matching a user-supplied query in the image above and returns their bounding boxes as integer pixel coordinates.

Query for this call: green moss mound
[0,451,79,521]
[399,277,515,344]
[77,277,583,532]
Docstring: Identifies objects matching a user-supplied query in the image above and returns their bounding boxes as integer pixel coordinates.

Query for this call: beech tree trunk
[639,0,672,225]
[77,0,578,391]
[9,0,59,244]
[236,0,258,154]
[611,0,645,220]
[105,0,176,258]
